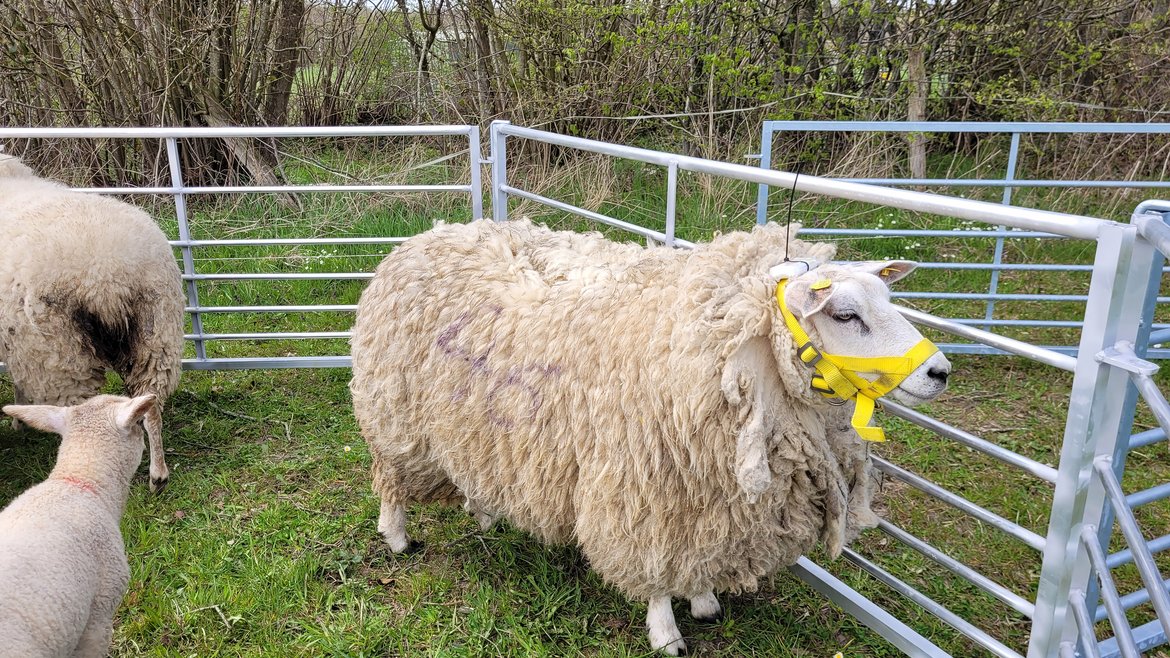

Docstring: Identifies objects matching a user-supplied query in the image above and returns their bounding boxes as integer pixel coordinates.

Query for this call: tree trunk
[906,42,928,184]
[264,0,305,127]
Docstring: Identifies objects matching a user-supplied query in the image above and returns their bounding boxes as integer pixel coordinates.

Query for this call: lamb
[349,218,951,654]
[0,394,157,658]
[0,154,184,493]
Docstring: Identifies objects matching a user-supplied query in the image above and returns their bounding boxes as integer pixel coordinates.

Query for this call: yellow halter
[775,279,939,442]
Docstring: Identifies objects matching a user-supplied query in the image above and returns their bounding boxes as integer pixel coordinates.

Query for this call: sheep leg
[647,595,687,656]
[689,590,722,622]
[377,499,422,554]
[143,404,169,494]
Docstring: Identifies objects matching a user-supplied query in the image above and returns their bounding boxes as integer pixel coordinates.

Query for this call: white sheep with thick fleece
[0,155,184,493]
[0,394,157,658]
[350,218,951,654]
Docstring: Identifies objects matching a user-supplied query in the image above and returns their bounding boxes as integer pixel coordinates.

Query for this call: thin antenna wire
[783,164,801,262]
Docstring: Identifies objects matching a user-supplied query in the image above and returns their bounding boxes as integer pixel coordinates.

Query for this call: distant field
[1,140,1168,657]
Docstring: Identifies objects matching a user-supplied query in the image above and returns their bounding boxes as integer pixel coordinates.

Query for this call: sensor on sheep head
[774,260,950,441]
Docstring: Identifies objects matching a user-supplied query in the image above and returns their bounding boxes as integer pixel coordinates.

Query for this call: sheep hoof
[689,592,722,622]
[692,609,722,623]
[149,475,169,495]
[11,417,25,432]
[655,638,687,656]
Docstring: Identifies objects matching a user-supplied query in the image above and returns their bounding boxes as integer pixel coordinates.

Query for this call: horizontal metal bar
[821,178,1170,189]
[915,263,1097,272]
[876,520,1035,617]
[841,548,1024,658]
[1105,532,1170,569]
[1149,328,1170,344]
[186,305,357,313]
[1094,574,1170,623]
[896,292,1090,302]
[880,401,1058,483]
[1131,371,1170,447]
[182,356,351,370]
[499,124,1109,240]
[1126,482,1170,509]
[183,272,373,281]
[184,331,350,341]
[1096,618,1170,658]
[0,125,475,138]
[799,228,1058,239]
[897,306,1079,371]
[78,184,469,195]
[787,557,951,658]
[1129,427,1168,449]
[500,184,696,248]
[174,237,405,247]
[874,457,1047,551]
[762,121,1170,134]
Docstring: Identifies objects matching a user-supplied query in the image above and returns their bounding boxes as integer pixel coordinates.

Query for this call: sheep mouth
[887,384,944,407]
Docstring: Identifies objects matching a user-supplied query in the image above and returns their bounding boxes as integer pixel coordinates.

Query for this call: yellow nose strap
[776,280,940,442]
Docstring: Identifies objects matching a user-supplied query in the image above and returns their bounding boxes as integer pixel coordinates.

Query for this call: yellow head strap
[775,279,939,442]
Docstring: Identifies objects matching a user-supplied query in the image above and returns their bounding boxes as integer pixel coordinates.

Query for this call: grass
[1,139,1169,657]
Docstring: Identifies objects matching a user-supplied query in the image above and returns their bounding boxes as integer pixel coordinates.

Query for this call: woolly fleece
[350,218,890,601]
[0,156,184,492]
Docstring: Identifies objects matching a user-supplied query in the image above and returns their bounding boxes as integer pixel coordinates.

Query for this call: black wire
[783,164,802,263]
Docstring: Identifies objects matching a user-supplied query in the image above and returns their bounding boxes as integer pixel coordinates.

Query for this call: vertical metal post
[468,126,484,220]
[754,123,775,225]
[1082,208,1168,641]
[1028,222,1153,658]
[664,161,678,246]
[489,120,510,222]
[165,138,206,362]
[984,132,1021,328]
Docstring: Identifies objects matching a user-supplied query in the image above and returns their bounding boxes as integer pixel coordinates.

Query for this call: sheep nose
[928,366,950,384]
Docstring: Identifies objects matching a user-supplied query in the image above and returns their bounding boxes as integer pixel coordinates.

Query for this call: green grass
[1,143,1169,657]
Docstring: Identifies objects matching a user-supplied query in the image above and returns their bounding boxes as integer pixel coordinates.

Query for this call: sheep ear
[3,404,67,434]
[853,260,917,285]
[784,277,835,319]
[116,394,157,430]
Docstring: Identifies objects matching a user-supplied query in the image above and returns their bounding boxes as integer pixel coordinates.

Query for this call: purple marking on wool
[435,310,563,428]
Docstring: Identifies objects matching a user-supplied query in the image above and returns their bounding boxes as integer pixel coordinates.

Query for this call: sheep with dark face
[0,155,183,493]
[350,218,950,654]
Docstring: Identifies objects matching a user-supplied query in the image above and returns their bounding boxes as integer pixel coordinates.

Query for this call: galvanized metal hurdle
[487,120,1170,658]
[0,125,484,371]
[752,121,1170,359]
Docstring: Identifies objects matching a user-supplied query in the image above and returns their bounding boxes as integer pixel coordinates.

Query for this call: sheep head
[781,260,951,407]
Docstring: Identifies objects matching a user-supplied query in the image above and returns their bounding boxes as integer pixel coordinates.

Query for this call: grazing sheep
[350,218,951,654]
[0,394,157,658]
[0,155,184,493]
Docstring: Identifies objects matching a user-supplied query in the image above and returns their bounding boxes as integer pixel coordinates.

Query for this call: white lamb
[0,155,184,492]
[350,218,951,654]
[0,394,157,658]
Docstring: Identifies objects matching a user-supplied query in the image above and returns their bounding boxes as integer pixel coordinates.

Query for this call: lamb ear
[116,394,157,430]
[3,404,67,434]
[853,260,917,285]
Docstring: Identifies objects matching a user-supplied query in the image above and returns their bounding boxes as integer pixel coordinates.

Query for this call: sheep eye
[831,310,858,323]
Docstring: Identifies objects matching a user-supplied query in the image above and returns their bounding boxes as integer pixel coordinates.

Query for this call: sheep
[349,218,951,654]
[0,154,184,493]
[0,393,157,658]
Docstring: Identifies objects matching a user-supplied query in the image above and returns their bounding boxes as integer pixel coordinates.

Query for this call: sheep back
[351,218,846,599]
[0,168,184,407]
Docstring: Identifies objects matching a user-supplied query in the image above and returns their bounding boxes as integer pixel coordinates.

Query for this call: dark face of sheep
[782,261,951,406]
